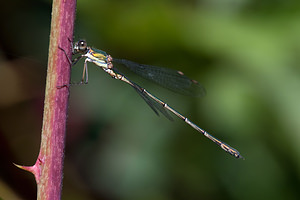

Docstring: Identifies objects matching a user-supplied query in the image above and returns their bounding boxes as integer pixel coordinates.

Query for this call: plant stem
[37,0,76,199]
[15,0,76,199]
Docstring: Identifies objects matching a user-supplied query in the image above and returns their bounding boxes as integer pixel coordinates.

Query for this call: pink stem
[15,0,77,199]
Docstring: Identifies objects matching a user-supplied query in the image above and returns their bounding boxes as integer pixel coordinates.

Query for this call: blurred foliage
[1,0,300,199]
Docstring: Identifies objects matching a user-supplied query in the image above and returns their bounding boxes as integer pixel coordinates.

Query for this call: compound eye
[78,40,87,51]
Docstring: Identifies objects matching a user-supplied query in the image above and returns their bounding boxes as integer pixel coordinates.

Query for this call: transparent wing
[113,58,206,97]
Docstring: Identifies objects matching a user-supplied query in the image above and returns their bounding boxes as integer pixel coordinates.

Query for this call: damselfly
[59,40,243,159]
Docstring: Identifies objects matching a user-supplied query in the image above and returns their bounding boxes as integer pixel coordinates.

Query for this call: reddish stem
[15,0,76,199]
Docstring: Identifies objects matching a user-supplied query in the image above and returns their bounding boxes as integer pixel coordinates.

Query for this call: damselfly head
[73,40,88,54]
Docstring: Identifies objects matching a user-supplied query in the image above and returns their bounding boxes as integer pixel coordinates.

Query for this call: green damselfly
[59,40,243,159]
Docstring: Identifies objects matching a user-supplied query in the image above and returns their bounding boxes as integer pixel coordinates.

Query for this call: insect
[59,40,243,159]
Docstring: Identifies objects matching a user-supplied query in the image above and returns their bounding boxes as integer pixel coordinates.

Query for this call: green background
[1,0,300,199]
